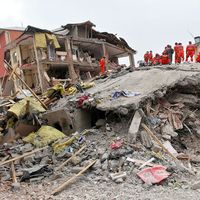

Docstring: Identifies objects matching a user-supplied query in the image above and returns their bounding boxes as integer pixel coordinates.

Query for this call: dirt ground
[1,120,200,200]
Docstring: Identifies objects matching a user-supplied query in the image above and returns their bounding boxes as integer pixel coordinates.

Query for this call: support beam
[33,35,45,93]
[65,38,78,83]
[129,53,135,68]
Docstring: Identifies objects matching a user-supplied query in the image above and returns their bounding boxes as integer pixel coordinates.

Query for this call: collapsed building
[3,21,136,94]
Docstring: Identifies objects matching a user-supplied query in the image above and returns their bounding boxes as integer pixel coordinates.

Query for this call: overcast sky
[0,0,200,63]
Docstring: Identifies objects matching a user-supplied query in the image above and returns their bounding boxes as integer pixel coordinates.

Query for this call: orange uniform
[152,54,160,65]
[100,57,105,74]
[196,53,200,63]
[178,44,184,63]
[161,54,170,65]
[144,53,149,64]
[174,44,179,63]
[149,52,153,63]
[186,44,195,62]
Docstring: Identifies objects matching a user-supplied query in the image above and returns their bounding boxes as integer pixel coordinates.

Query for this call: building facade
[4,21,136,94]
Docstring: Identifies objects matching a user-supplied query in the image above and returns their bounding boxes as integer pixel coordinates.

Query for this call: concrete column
[129,53,135,67]
[65,38,78,83]
[33,36,45,93]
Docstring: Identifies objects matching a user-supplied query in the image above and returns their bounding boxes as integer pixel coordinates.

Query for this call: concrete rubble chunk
[95,119,106,127]
[191,180,200,190]
[140,130,153,148]
[161,123,178,138]
[128,111,142,143]
[110,172,127,181]
[163,141,178,157]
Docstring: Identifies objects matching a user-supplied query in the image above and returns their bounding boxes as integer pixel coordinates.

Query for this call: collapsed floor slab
[85,63,200,111]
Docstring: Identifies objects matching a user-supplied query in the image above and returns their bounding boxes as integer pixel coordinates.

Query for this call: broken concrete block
[128,111,142,143]
[70,156,81,165]
[191,181,200,190]
[42,108,91,134]
[106,123,112,131]
[117,107,129,115]
[11,182,20,190]
[110,172,127,181]
[40,156,50,165]
[95,119,106,127]
[151,142,162,153]
[115,178,124,183]
[161,123,178,138]
[101,151,110,162]
[101,160,108,170]
[168,93,198,106]
[15,122,39,137]
[92,159,101,170]
[163,141,178,157]
[30,176,44,183]
[162,134,171,140]
[140,130,153,148]
[109,160,119,172]
[23,155,35,163]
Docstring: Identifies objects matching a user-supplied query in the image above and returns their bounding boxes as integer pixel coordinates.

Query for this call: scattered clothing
[137,165,170,184]
[112,90,140,99]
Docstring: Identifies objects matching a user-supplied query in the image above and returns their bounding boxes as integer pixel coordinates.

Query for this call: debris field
[1,64,200,200]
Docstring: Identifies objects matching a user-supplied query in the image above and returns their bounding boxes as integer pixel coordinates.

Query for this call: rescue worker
[149,50,153,65]
[99,56,106,75]
[161,53,170,65]
[186,41,195,62]
[166,45,174,64]
[178,43,184,63]
[144,51,149,65]
[174,42,179,64]
[162,47,168,55]
[196,53,200,63]
[152,54,161,65]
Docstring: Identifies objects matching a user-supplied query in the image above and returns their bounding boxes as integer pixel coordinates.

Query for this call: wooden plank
[55,145,86,171]
[141,123,177,161]
[0,146,47,166]
[8,64,18,81]
[11,161,17,183]
[52,160,96,195]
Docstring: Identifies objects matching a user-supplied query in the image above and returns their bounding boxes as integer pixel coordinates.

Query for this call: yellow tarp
[23,125,65,148]
[81,82,95,89]
[65,86,77,96]
[35,33,60,49]
[45,83,65,97]
[35,33,47,48]
[46,33,60,49]
[8,97,46,119]
[52,129,89,153]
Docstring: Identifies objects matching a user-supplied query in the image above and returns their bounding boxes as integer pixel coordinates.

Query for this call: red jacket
[186,44,195,54]
[196,54,200,63]
[149,52,153,61]
[100,58,105,67]
[178,45,184,53]
[144,53,149,61]
[174,45,179,54]
[161,55,170,65]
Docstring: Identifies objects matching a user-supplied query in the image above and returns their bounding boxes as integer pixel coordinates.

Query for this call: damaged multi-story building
[3,21,136,94]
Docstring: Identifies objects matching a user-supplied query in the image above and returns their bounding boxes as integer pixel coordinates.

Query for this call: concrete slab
[86,63,200,111]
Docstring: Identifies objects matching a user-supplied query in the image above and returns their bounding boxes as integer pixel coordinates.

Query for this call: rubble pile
[1,65,200,198]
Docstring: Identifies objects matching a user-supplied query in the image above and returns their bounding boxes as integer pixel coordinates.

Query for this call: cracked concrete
[87,63,200,111]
